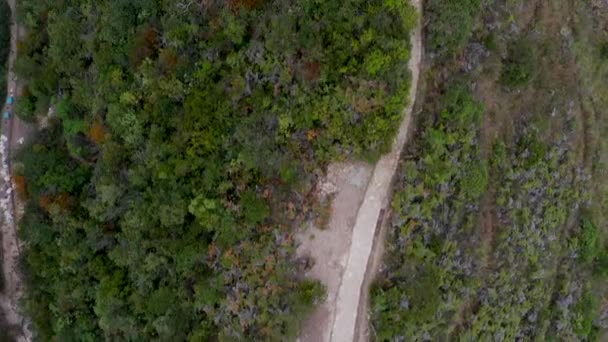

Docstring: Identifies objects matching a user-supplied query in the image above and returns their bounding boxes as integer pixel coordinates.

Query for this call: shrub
[593,249,608,278]
[88,121,107,144]
[500,38,535,87]
[599,42,608,59]
[426,0,481,56]
[572,285,600,338]
[296,280,325,308]
[461,160,488,199]
[579,218,600,264]
[15,93,36,122]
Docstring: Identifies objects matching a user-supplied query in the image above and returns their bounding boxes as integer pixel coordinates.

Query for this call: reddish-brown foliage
[102,223,117,233]
[159,49,178,74]
[208,243,220,260]
[13,174,27,200]
[38,195,52,211]
[303,61,321,81]
[226,0,261,11]
[130,26,159,67]
[38,192,72,212]
[54,193,72,211]
[88,120,107,144]
[21,85,32,98]
[307,129,318,142]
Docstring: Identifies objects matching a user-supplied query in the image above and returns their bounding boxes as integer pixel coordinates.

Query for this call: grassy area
[371,0,608,340]
[13,0,416,339]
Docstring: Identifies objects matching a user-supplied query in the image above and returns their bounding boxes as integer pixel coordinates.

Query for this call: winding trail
[0,0,33,340]
[328,0,422,340]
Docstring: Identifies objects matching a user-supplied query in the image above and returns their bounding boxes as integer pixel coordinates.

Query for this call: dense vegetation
[372,83,488,338]
[13,0,416,340]
[372,0,608,340]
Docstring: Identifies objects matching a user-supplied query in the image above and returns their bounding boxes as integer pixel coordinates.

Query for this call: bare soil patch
[296,161,373,342]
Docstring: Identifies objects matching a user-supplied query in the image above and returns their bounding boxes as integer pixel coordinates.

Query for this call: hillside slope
[371,0,608,340]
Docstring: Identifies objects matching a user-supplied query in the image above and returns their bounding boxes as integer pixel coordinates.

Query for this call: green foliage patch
[371,84,487,340]
[426,0,481,56]
[579,218,601,264]
[500,38,535,88]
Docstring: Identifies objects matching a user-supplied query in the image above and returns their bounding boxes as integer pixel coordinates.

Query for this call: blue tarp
[6,96,14,105]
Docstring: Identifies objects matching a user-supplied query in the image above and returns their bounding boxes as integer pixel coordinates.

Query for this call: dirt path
[297,0,423,341]
[297,162,374,342]
[0,0,34,340]
[329,0,422,338]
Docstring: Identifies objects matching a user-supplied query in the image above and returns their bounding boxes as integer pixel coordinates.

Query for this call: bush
[599,42,608,60]
[579,218,600,264]
[500,38,535,87]
[460,160,488,199]
[15,92,36,122]
[296,280,325,308]
[426,0,481,56]
[573,285,600,339]
[593,249,608,278]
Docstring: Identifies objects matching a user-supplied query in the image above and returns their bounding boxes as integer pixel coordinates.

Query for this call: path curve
[328,0,422,340]
[0,0,33,340]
